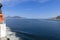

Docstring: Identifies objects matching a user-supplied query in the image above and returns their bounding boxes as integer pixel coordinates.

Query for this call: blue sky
[0,0,60,19]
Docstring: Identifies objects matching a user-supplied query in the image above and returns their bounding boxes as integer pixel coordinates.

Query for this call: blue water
[6,19,60,40]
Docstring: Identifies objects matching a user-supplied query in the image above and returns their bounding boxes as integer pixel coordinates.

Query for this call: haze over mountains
[6,16,24,19]
[6,15,60,20]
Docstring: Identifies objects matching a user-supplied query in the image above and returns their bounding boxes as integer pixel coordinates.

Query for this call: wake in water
[6,27,21,40]
[14,31,59,40]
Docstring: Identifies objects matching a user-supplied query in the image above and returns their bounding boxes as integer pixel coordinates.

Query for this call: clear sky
[0,0,60,19]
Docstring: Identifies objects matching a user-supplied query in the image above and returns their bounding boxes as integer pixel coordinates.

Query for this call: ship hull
[0,23,6,38]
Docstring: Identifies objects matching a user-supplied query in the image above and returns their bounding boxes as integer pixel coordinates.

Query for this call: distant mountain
[6,16,24,19]
[56,16,60,19]
[51,16,60,20]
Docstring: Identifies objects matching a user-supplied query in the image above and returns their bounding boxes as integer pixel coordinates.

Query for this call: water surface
[6,19,60,40]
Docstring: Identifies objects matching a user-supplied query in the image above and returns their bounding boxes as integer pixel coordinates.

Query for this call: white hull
[0,23,6,38]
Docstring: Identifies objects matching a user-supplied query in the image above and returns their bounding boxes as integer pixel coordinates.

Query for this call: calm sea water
[6,19,60,40]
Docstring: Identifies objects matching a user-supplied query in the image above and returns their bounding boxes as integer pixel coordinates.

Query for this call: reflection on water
[6,19,60,40]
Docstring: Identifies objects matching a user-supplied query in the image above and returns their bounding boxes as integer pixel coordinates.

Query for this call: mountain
[56,16,60,19]
[51,16,60,20]
[6,16,24,19]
